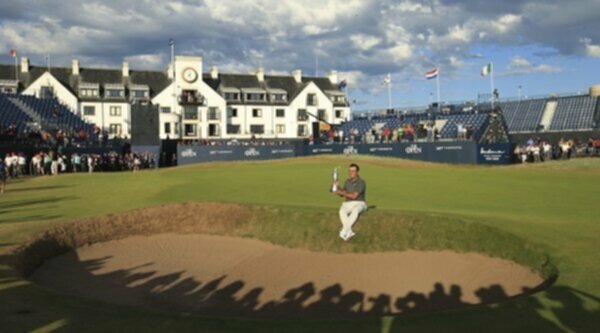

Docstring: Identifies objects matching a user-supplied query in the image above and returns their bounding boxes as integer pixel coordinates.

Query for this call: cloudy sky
[1,0,599,110]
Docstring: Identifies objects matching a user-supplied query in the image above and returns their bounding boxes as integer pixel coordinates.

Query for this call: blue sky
[0,0,598,111]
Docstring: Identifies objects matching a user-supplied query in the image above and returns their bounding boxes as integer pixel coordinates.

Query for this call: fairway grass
[1,156,599,332]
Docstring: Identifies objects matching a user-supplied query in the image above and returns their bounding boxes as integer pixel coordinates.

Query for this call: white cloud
[501,56,563,76]
[581,38,600,58]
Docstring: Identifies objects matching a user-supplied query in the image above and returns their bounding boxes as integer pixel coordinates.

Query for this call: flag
[481,62,493,77]
[382,73,391,85]
[338,79,347,90]
[426,68,439,80]
[9,49,16,57]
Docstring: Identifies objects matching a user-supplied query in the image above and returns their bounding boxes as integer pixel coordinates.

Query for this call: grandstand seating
[549,96,598,131]
[500,99,546,132]
[16,94,95,133]
[0,93,35,134]
[339,112,489,141]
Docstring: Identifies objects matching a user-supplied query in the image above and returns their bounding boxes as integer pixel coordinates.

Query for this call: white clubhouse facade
[0,55,351,140]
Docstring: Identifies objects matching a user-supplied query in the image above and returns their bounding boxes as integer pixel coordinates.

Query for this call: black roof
[0,63,347,106]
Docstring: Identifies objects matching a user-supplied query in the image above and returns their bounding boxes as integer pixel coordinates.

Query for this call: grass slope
[1,156,599,332]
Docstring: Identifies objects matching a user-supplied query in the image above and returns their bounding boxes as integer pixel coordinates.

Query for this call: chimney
[72,59,79,76]
[210,66,218,79]
[21,57,29,73]
[256,67,264,82]
[167,64,173,80]
[327,70,338,84]
[122,61,129,77]
[292,69,302,83]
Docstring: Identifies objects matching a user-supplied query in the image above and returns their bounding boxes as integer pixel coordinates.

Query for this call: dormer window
[105,84,124,98]
[241,88,267,102]
[129,84,150,100]
[246,93,265,101]
[79,83,100,98]
[224,92,239,100]
[132,90,148,98]
[80,88,99,97]
[271,93,287,102]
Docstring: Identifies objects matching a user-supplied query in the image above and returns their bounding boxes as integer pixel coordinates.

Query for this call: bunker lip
[10,202,556,319]
[30,233,545,319]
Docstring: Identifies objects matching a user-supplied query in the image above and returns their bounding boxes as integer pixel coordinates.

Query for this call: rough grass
[11,202,555,281]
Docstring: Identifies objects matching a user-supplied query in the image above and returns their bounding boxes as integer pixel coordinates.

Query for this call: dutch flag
[426,68,439,80]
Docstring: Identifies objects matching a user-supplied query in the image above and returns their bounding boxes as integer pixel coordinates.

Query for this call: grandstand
[0,92,96,137]
[0,93,35,134]
[345,90,600,142]
[15,94,95,133]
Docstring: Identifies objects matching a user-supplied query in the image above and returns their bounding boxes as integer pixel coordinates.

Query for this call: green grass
[1,156,599,332]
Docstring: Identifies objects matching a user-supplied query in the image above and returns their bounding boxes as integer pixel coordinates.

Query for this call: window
[160,107,171,113]
[184,124,197,136]
[307,93,317,106]
[297,109,308,121]
[224,92,239,100]
[335,95,346,103]
[271,94,286,102]
[276,109,285,118]
[335,109,344,118]
[252,109,262,118]
[208,124,220,137]
[276,124,286,134]
[132,90,148,98]
[109,124,122,135]
[246,93,265,101]
[83,106,95,116]
[40,86,53,98]
[229,108,238,118]
[208,107,220,120]
[164,122,171,134]
[297,125,307,136]
[106,89,123,98]
[183,106,198,120]
[109,106,121,116]
[80,89,98,97]
[318,109,326,119]
[250,125,264,134]
[227,124,240,134]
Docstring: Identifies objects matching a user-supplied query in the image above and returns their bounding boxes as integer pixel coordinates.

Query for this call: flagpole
[490,62,495,110]
[14,54,19,89]
[436,69,441,113]
[388,79,392,110]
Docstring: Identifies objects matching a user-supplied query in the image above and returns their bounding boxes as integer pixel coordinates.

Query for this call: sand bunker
[31,234,543,319]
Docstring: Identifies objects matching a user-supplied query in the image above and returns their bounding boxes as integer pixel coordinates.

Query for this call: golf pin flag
[10,49,17,57]
[481,62,493,77]
[426,68,439,80]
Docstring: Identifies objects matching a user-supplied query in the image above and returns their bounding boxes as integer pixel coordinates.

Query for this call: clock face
[182,68,198,83]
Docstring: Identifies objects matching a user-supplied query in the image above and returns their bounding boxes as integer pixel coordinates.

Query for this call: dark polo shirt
[343,177,366,202]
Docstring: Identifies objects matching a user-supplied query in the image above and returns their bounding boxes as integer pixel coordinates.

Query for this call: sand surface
[31,234,543,319]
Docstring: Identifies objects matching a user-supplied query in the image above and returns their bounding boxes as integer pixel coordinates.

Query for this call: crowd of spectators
[2,151,157,177]
[514,138,600,163]
[312,122,474,145]
[1,123,127,148]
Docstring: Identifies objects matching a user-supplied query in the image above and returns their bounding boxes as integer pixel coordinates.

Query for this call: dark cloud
[0,0,598,92]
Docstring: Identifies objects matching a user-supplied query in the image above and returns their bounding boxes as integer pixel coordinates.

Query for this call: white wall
[22,72,78,112]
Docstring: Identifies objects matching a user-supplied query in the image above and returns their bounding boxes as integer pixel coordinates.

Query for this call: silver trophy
[330,166,340,192]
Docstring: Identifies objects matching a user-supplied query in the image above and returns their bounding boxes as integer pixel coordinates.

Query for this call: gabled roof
[0,62,347,106]
[0,64,170,99]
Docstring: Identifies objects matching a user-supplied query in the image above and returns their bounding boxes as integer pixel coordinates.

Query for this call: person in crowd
[17,153,26,176]
[0,158,7,194]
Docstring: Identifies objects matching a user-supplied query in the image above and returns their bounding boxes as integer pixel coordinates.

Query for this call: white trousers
[339,201,367,236]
